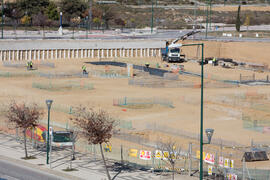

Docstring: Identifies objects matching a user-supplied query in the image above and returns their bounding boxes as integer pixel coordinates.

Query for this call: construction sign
[204,153,215,165]
[139,150,151,160]
[219,156,224,167]
[224,158,229,168]
[104,144,112,152]
[163,151,169,160]
[227,173,237,180]
[129,149,138,157]
[196,151,206,160]
[230,159,234,169]
[208,165,213,175]
[155,150,162,159]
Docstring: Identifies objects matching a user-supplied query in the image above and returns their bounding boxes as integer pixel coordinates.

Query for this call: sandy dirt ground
[0,40,270,170]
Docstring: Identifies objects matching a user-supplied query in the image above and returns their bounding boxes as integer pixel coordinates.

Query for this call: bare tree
[32,12,49,39]
[6,101,43,159]
[158,141,181,180]
[71,106,115,180]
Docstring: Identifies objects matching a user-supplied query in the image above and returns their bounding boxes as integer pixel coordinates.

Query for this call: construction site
[0,30,270,179]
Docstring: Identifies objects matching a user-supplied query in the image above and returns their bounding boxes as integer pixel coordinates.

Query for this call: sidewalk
[0,132,197,180]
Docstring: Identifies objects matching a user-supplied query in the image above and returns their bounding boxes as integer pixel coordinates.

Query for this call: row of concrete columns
[0,48,161,61]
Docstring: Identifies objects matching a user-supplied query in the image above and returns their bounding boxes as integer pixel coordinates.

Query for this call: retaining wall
[0,48,161,61]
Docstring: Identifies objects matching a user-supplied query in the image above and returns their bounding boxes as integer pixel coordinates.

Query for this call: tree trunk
[99,143,111,180]
[42,26,45,39]
[172,163,174,180]
[23,129,28,158]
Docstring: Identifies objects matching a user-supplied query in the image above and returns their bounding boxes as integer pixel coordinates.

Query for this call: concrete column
[46,50,49,60]
[140,48,143,57]
[42,50,45,60]
[84,49,87,58]
[106,49,109,58]
[20,51,23,60]
[56,49,58,59]
[131,48,133,57]
[115,49,117,57]
[0,51,2,61]
[59,49,62,59]
[151,49,153,57]
[3,51,6,61]
[127,49,129,57]
[12,50,15,60]
[119,49,122,57]
[154,49,157,57]
[76,49,79,58]
[158,49,161,56]
[72,49,75,58]
[88,49,90,58]
[110,49,113,57]
[144,48,146,57]
[147,48,149,57]
[17,50,20,60]
[91,49,94,58]
[8,51,11,61]
[38,50,40,60]
[68,49,71,59]
[25,50,28,60]
[51,50,53,59]
[81,49,83,58]
[101,49,104,58]
[123,49,126,57]
[135,48,138,57]
[34,50,36,60]
[97,49,100,58]
[63,50,66,59]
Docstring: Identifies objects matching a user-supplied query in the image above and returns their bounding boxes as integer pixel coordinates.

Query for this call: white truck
[161,43,185,63]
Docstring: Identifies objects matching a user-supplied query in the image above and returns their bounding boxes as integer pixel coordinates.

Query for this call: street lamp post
[1,0,4,39]
[181,43,209,180]
[59,12,63,35]
[46,100,53,165]
[151,0,154,34]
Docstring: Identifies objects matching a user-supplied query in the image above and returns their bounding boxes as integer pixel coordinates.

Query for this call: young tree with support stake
[236,5,241,32]
[6,101,43,159]
[158,141,181,180]
[71,106,116,180]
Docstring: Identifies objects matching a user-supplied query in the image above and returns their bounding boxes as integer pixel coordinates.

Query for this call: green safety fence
[0,71,39,77]
[32,81,94,91]
[113,97,174,108]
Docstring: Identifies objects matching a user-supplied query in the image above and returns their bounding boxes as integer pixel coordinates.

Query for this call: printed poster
[139,150,151,160]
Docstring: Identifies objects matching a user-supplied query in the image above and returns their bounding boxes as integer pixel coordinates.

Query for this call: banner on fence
[129,149,138,157]
[224,158,229,168]
[155,150,162,159]
[196,151,206,160]
[140,150,151,160]
[227,173,237,180]
[208,165,213,175]
[163,151,169,160]
[219,156,224,167]
[230,159,234,169]
[204,153,215,165]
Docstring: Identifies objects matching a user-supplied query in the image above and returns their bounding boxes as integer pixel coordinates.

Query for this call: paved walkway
[0,132,197,180]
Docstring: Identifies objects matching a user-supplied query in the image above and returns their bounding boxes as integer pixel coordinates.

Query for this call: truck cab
[162,46,185,63]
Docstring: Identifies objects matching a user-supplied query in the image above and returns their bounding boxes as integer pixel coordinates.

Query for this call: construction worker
[145,62,150,69]
[30,61,33,69]
[26,61,33,70]
[82,65,87,74]
[212,57,216,66]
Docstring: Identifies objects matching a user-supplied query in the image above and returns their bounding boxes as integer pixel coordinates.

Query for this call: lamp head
[205,128,214,144]
[46,100,53,109]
